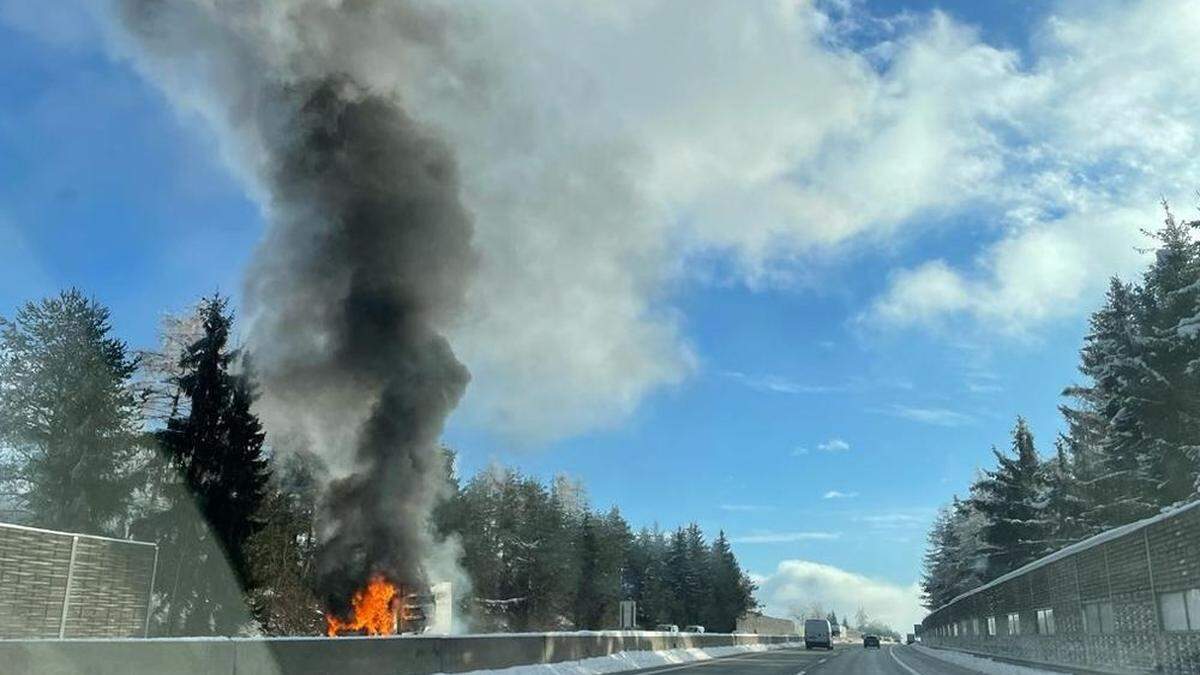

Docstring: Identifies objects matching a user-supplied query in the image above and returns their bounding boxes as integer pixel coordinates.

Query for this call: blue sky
[4,0,1199,629]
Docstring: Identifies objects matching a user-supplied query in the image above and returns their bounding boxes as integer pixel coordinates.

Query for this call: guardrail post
[144,545,159,637]
[1073,555,1091,666]
[58,535,79,639]
[1142,527,1162,671]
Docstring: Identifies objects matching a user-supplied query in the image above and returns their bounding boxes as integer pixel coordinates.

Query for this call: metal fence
[922,500,1200,674]
[0,522,157,639]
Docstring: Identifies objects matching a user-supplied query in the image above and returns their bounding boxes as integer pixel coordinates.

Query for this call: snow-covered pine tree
[921,494,988,609]
[1127,205,1200,506]
[1042,434,1089,548]
[1071,278,1158,529]
[971,418,1052,577]
[920,505,955,609]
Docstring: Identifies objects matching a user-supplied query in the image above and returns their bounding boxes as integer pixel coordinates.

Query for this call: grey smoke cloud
[115,1,473,614]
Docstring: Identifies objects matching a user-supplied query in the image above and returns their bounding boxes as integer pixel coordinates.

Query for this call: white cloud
[817,438,851,452]
[720,504,774,513]
[867,0,1200,332]
[105,0,1200,441]
[868,207,1150,334]
[854,513,930,529]
[754,559,924,631]
[878,404,974,427]
[384,1,1072,439]
[723,371,840,395]
[823,490,859,500]
[732,531,841,544]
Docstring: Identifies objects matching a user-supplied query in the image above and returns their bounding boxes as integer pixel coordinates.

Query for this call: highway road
[623,644,1007,675]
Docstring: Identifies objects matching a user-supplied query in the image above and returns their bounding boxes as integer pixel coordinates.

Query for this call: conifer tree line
[0,291,756,635]
[436,468,758,632]
[922,205,1200,611]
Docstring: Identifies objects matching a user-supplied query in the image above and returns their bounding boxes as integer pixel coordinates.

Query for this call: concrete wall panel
[0,631,794,675]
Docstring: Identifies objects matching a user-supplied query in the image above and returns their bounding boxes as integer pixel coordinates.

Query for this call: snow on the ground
[913,645,1066,675]
[439,641,802,675]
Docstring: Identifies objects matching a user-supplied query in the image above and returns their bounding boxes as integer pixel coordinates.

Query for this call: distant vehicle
[804,618,833,650]
[683,625,705,633]
[655,624,680,633]
[906,633,916,645]
[831,622,841,637]
[863,635,881,649]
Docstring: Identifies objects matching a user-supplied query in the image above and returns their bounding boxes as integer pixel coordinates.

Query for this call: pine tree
[628,527,672,626]
[148,295,271,634]
[600,507,632,621]
[516,476,570,629]
[681,524,713,626]
[1127,206,1200,506]
[665,528,690,624]
[0,290,142,534]
[245,450,323,634]
[920,506,954,609]
[707,531,756,632]
[921,496,986,608]
[575,512,603,628]
[1042,435,1088,548]
[442,469,758,632]
[573,508,628,628]
[971,418,1052,576]
[431,447,464,543]
[1072,278,1158,529]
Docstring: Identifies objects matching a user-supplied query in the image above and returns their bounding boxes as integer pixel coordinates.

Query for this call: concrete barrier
[0,637,235,675]
[0,631,798,675]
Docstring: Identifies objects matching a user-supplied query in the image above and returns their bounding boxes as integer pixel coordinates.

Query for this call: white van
[804,618,833,650]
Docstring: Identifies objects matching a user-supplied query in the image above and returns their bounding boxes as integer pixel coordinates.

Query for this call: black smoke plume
[250,77,473,616]
[116,1,475,619]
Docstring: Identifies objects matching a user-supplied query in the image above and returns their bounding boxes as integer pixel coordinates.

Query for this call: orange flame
[325,574,399,637]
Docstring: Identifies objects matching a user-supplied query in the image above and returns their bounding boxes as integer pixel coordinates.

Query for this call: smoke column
[254,76,473,615]
[116,2,474,616]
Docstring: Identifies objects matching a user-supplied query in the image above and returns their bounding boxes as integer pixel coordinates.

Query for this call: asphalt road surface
[623,644,999,675]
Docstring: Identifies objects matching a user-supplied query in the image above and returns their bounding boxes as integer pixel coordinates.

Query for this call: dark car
[863,635,881,649]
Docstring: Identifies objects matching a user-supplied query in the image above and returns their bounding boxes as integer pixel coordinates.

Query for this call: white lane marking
[629,661,725,674]
[889,646,923,675]
[628,648,808,674]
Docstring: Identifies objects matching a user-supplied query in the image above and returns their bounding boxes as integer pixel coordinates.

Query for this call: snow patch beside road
[913,645,1064,674]
[440,641,802,675]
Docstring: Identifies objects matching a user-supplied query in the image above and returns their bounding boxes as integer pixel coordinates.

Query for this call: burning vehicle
[325,579,453,637]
